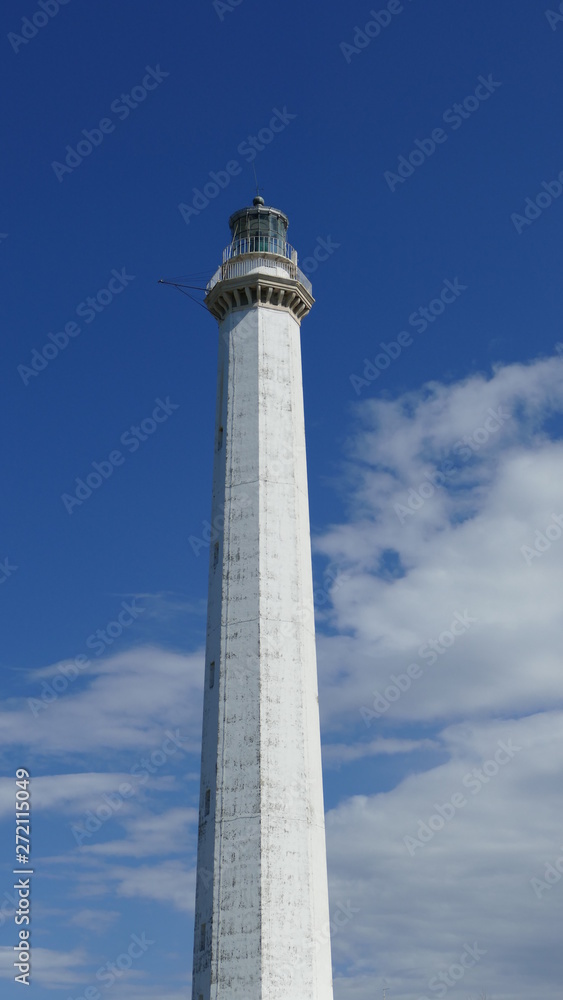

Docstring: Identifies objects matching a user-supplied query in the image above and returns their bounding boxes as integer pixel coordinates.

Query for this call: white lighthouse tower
[192,196,334,1000]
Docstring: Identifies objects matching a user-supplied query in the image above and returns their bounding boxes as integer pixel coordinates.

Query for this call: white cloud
[80,808,198,858]
[105,860,196,913]
[88,988,190,1000]
[0,944,88,987]
[0,771,179,826]
[69,908,121,932]
[323,737,437,767]
[315,355,563,728]
[51,854,196,918]
[124,591,207,621]
[1,646,204,755]
[326,712,563,1000]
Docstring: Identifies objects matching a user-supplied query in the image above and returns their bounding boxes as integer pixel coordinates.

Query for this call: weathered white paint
[193,265,333,1000]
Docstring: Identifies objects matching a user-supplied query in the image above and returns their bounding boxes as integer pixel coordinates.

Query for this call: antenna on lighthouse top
[252,162,264,204]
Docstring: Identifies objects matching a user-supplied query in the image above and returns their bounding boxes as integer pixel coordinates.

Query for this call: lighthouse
[192,196,334,1000]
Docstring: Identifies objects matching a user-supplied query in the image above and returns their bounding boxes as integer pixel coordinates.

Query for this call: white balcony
[207,242,312,295]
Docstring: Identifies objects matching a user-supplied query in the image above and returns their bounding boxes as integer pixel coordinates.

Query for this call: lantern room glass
[228,203,290,259]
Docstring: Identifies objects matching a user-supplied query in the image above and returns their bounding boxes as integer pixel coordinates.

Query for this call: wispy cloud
[323,737,437,768]
[80,808,198,858]
[0,945,89,987]
[114,591,207,621]
[2,647,204,755]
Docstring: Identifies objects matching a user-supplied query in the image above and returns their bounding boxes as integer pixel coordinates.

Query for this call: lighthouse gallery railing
[207,240,312,294]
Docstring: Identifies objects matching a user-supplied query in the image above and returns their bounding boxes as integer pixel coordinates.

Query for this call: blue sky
[2,1,563,998]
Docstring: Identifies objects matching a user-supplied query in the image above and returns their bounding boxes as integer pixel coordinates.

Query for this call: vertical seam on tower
[257,301,263,998]
[295,318,315,994]
[215,315,235,999]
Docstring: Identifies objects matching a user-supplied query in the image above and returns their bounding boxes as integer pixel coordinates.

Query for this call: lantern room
[228,195,290,259]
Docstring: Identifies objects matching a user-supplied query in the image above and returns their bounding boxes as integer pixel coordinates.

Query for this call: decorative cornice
[205,270,314,324]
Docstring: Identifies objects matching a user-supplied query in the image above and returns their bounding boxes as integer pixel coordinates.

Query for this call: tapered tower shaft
[192,198,333,1000]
